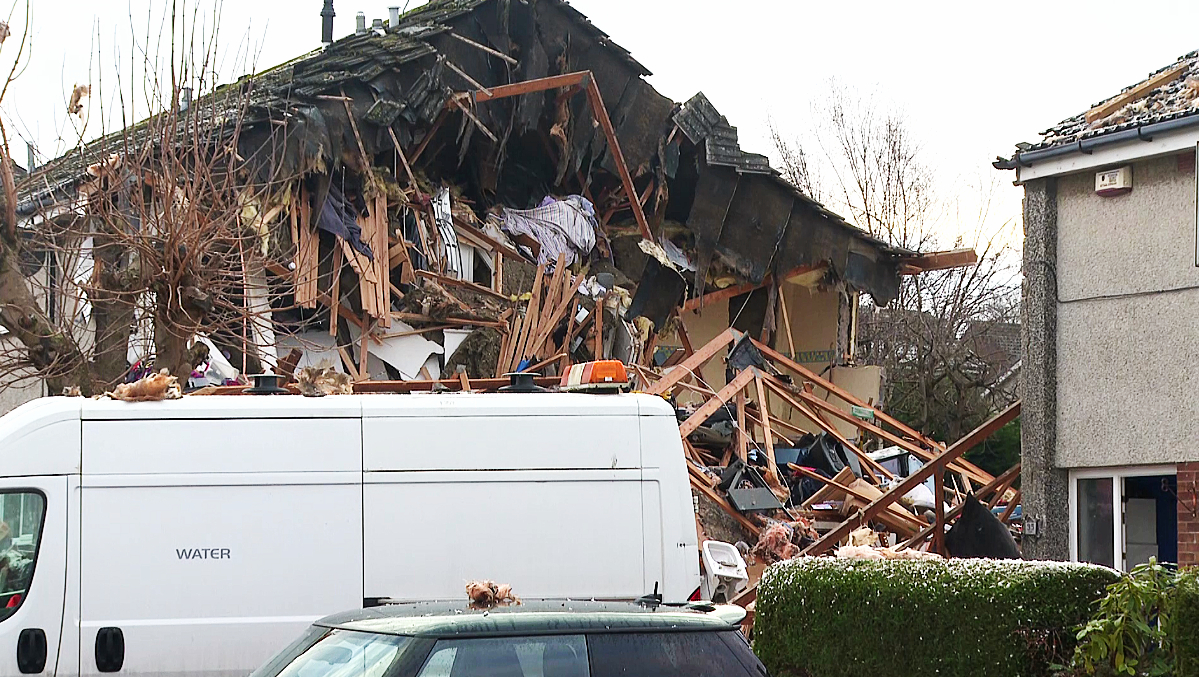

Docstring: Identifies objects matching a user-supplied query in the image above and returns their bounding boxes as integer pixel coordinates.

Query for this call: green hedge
[754,558,1119,677]
[1179,569,1199,677]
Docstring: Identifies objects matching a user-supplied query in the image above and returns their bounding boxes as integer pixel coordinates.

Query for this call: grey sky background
[6,0,1199,249]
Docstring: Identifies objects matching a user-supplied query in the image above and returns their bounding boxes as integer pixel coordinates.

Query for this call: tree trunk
[0,243,95,394]
[91,237,140,388]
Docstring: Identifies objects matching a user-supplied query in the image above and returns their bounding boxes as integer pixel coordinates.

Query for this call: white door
[0,477,68,676]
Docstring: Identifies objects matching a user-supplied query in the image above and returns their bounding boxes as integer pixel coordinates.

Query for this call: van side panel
[363,411,647,601]
[363,469,645,600]
[79,418,363,677]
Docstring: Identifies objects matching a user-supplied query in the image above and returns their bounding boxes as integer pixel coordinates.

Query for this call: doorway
[1070,466,1178,571]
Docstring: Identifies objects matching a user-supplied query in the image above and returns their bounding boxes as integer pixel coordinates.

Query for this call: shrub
[754,557,1119,677]
[1069,558,1177,677]
[1178,569,1199,677]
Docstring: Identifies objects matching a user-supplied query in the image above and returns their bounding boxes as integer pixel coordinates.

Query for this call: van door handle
[16,628,46,674]
[95,627,124,672]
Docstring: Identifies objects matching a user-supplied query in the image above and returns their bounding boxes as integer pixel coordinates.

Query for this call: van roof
[5,391,674,422]
[315,601,743,638]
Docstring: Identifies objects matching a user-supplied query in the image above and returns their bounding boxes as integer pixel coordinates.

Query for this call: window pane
[587,631,754,677]
[1077,477,1114,567]
[0,491,45,620]
[417,635,589,677]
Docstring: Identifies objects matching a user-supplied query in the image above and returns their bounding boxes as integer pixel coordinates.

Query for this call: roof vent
[499,372,547,393]
[355,11,367,35]
[244,373,290,395]
[389,6,400,27]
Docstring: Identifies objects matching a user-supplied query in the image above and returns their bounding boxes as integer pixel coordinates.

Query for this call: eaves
[1001,115,1199,183]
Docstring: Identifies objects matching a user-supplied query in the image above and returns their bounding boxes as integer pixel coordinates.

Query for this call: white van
[0,391,701,677]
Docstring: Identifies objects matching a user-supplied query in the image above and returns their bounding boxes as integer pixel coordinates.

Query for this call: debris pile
[636,327,1022,604]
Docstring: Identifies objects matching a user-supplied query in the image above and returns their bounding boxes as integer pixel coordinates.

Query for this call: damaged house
[6,0,952,409]
[0,0,1006,578]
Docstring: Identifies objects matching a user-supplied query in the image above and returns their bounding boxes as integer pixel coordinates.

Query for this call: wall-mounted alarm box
[1096,166,1133,196]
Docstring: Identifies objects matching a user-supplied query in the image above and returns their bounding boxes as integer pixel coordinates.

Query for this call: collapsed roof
[21,0,912,305]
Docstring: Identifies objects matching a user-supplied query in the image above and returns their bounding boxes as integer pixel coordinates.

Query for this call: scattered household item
[700,541,748,603]
[493,195,597,267]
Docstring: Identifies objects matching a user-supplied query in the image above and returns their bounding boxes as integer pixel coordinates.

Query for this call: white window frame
[1068,464,1176,571]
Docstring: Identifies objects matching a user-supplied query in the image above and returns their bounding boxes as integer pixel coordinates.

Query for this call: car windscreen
[412,630,765,677]
[249,628,413,677]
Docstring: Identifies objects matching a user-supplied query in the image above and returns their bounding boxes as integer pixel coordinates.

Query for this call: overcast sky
[6,0,1199,246]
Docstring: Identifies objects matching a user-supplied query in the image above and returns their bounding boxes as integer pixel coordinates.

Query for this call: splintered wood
[498,254,581,375]
[637,327,1021,562]
[351,196,392,329]
[292,187,319,308]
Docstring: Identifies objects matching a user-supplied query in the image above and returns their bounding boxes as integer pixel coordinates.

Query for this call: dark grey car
[249,600,768,677]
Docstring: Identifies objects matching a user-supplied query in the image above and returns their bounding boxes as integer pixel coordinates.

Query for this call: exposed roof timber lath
[998,48,1199,171]
[898,248,978,275]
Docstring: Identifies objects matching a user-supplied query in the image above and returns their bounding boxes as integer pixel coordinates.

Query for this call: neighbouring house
[996,50,1199,569]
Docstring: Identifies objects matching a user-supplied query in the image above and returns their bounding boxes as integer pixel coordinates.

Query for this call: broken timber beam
[454,70,653,242]
[802,401,1020,556]
[682,264,821,313]
[645,328,737,396]
[678,367,758,438]
[898,247,978,275]
[1086,59,1194,123]
[767,375,993,487]
[788,465,926,533]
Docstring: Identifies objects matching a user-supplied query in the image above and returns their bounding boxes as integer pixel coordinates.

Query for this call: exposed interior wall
[1055,152,1199,468]
[827,365,884,441]
[676,299,730,401]
[766,284,843,438]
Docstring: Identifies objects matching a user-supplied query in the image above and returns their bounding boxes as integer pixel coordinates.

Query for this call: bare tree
[0,1,292,395]
[774,83,1021,444]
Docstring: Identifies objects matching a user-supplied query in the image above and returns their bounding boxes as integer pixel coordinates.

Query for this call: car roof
[315,600,744,638]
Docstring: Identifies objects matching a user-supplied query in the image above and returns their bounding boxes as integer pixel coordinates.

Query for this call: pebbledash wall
[1022,151,1199,566]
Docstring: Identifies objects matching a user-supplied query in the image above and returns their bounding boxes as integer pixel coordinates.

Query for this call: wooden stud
[678,368,758,438]
[735,390,748,462]
[409,107,450,164]
[446,31,519,65]
[999,491,1021,524]
[338,346,361,381]
[329,246,344,338]
[359,320,372,381]
[754,374,780,485]
[645,328,737,396]
[934,465,945,554]
[778,284,796,359]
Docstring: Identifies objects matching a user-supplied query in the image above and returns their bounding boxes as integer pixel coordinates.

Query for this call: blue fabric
[318,184,374,261]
